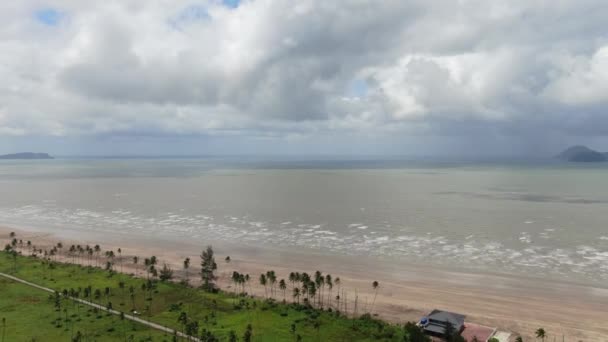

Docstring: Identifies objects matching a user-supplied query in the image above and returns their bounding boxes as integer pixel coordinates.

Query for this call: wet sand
[2,225,607,341]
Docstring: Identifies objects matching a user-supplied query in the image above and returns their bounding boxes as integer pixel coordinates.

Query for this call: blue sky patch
[348,79,369,98]
[34,8,63,26]
[169,5,210,30]
[222,0,241,9]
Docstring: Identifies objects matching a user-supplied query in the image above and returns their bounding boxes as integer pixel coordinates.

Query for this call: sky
[1,0,608,156]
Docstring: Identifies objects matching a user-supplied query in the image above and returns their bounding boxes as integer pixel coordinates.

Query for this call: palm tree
[117,248,123,273]
[118,281,125,305]
[535,328,546,342]
[94,245,100,267]
[314,271,323,307]
[128,286,136,311]
[268,271,277,298]
[289,272,296,290]
[231,272,240,296]
[144,258,151,279]
[370,281,379,314]
[515,337,523,342]
[279,279,287,302]
[325,274,333,308]
[133,256,139,276]
[293,287,300,304]
[334,277,341,311]
[87,248,93,267]
[259,274,268,298]
[177,311,188,338]
[183,257,190,284]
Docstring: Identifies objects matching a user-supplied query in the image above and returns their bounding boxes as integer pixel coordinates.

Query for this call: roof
[423,309,466,335]
[428,309,465,327]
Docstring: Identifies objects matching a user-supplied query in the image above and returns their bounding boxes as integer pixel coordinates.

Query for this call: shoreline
[2,224,608,341]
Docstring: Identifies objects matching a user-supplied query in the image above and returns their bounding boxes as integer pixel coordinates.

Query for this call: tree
[94,245,100,267]
[515,337,523,342]
[159,264,174,282]
[185,320,199,340]
[228,330,237,342]
[117,248,123,273]
[259,274,268,298]
[183,257,191,283]
[200,246,217,291]
[535,328,546,342]
[403,322,430,342]
[1,317,5,342]
[279,279,287,302]
[133,256,139,276]
[370,281,379,314]
[293,287,300,304]
[243,324,253,342]
[178,311,188,338]
[266,271,276,298]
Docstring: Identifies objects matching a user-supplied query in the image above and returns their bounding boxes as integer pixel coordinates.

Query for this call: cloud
[1,0,608,153]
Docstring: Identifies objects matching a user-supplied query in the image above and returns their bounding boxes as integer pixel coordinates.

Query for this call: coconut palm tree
[245,274,251,294]
[178,311,188,338]
[128,286,136,311]
[117,248,123,273]
[334,277,341,311]
[535,328,546,342]
[183,257,191,284]
[279,279,287,302]
[314,271,323,306]
[144,258,151,279]
[293,287,300,304]
[289,272,296,290]
[325,274,333,308]
[94,245,101,267]
[370,281,379,314]
[259,274,268,298]
[133,256,139,276]
[267,271,277,298]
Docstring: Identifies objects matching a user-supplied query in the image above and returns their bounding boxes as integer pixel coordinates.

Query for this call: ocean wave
[0,204,607,282]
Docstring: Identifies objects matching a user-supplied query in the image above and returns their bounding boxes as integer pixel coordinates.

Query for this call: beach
[3,225,607,341]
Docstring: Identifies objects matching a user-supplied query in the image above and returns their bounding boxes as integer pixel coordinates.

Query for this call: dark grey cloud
[1,0,608,154]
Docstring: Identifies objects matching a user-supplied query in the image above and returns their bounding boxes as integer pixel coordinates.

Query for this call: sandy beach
[2,225,607,341]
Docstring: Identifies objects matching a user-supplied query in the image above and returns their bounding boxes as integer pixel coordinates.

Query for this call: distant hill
[557,146,607,162]
[0,152,53,160]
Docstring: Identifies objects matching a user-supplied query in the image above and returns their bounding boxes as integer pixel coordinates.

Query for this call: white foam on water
[1,204,608,282]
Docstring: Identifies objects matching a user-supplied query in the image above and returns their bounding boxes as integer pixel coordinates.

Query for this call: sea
[1,157,607,284]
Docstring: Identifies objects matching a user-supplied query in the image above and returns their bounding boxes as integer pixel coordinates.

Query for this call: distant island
[0,152,53,160]
[557,146,608,162]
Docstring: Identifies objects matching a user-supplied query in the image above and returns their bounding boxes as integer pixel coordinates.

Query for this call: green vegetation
[1,237,430,341]
[0,277,167,341]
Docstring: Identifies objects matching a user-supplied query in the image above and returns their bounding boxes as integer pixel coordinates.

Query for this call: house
[419,309,466,337]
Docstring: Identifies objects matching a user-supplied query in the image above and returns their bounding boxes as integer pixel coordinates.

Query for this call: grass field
[0,276,169,342]
[0,250,422,341]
